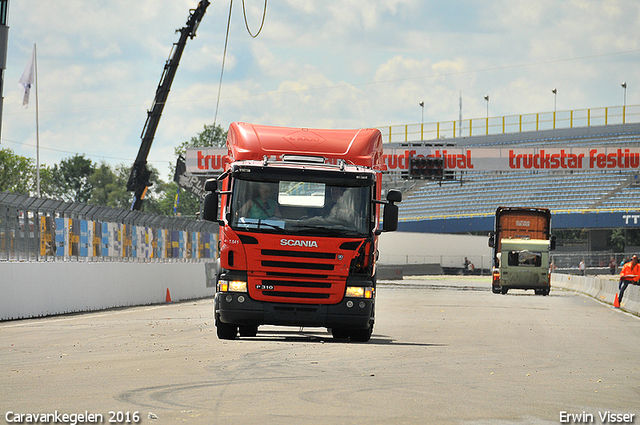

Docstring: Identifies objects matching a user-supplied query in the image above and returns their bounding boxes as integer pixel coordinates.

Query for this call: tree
[609,228,640,252]
[174,123,227,160]
[51,154,96,203]
[37,166,57,199]
[1,124,226,217]
[131,163,171,214]
[88,162,116,206]
[152,183,202,217]
[0,148,36,194]
[108,164,136,209]
[88,162,132,209]
[160,123,227,216]
[554,229,588,248]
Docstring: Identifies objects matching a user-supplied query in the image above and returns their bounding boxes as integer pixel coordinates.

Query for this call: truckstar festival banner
[186,146,640,173]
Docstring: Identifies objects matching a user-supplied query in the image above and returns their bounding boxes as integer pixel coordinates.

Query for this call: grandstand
[382,122,640,243]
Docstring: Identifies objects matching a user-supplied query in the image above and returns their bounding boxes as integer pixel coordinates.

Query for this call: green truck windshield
[507,250,543,267]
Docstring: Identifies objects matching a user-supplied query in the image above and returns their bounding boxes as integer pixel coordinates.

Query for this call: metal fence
[0,192,219,262]
[380,251,638,277]
[379,253,492,276]
[379,104,640,144]
[551,251,636,276]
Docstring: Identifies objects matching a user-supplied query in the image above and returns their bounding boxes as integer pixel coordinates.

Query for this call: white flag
[18,46,35,108]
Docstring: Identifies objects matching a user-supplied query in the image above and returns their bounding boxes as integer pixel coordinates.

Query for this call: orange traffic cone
[613,293,620,308]
[166,288,172,303]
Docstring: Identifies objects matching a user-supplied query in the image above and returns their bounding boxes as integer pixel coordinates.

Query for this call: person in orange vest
[617,254,640,306]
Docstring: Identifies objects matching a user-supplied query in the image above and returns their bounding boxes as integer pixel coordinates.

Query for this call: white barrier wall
[1,262,216,321]
[552,273,640,316]
[3,265,637,321]
[378,232,491,268]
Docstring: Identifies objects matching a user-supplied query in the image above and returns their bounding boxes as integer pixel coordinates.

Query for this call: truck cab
[203,122,401,342]
[496,238,551,295]
[489,206,554,295]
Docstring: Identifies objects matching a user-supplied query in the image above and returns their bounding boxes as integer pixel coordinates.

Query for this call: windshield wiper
[236,221,284,231]
[288,223,363,237]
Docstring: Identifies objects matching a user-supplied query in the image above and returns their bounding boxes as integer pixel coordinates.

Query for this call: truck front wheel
[350,326,373,343]
[239,325,258,337]
[330,328,350,340]
[216,321,238,340]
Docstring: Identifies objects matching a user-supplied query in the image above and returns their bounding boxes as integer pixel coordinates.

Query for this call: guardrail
[0,192,218,262]
[552,273,639,316]
[379,104,640,143]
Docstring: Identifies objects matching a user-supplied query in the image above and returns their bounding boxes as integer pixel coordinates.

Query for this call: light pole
[622,82,627,124]
[552,88,557,128]
[419,101,424,139]
[484,95,489,134]
[0,0,7,142]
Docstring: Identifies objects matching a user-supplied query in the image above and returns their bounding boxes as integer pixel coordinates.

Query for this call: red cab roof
[226,122,385,169]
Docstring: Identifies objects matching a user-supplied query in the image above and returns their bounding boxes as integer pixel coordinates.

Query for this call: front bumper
[215,292,374,330]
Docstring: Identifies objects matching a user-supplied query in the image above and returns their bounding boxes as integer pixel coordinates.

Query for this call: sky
[2,0,639,182]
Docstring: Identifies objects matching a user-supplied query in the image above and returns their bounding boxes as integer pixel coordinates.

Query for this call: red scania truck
[202,122,402,342]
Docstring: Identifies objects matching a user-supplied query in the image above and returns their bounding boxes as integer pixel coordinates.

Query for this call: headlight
[346,286,374,299]
[218,280,248,292]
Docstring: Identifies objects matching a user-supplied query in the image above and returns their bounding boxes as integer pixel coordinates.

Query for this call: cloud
[2,0,639,183]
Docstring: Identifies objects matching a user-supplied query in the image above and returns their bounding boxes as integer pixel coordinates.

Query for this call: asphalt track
[1,276,639,425]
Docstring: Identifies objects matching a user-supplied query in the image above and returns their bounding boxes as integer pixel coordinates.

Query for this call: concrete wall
[552,273,639,316]
[378,232,491,268]
[6,231,490,321]
[6,234,632,322]
[1,262,216,321]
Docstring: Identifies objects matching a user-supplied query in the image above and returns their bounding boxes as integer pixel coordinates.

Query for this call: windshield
[507,250,543,267]
[230,178,371,236]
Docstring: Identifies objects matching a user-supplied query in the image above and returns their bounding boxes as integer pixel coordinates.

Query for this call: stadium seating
[391,125,640,221]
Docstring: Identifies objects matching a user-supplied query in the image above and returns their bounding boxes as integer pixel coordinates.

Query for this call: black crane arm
[127,0,210,211]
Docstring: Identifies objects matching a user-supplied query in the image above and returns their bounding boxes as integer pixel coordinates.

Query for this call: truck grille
[248,248,345,304]
[262,249,335,259]
[262,279,331,289]
[261,260,334,270]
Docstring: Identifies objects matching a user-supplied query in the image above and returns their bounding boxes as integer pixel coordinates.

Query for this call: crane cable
[211,0,234,140]
[211,0,267,144]
[242,0,268,38]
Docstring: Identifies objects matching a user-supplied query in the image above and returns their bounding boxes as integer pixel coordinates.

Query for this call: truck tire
[216,321,238,340]
[501,287,509,295]
[330,328,350,340]
[350,326,373,343]
[239,325,258,337]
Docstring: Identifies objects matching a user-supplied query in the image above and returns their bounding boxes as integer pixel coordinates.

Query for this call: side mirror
[488,232,495,248]
[382,203,399,232]
[202,193,219,223]
[381,189,401,232]
[550,235,556,251]
[204,178,217,192]
[386,189,402,203]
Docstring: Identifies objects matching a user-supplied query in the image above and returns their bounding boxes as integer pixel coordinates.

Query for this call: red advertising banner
[186,146,640,173]
[186,147,227,173]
